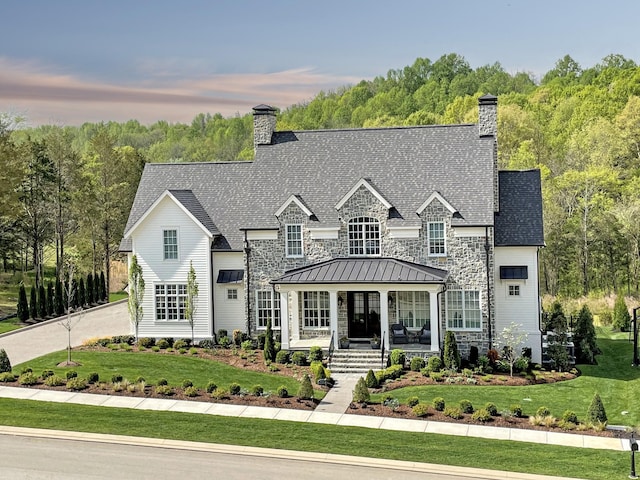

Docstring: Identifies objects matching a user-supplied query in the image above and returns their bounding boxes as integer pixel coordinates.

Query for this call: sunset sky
[2,0,639,126]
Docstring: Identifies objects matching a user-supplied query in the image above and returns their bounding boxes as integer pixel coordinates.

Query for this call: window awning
[271,258,448,285]
[500,266,528,279]
[217,269,244,283]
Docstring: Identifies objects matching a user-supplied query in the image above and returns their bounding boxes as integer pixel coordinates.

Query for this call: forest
[1,52,640,303]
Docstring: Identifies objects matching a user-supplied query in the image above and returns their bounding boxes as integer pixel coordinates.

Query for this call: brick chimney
[253,104,277,151]
[478,94,499,211]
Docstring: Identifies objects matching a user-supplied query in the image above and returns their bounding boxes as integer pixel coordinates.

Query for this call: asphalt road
[0,434,499,480]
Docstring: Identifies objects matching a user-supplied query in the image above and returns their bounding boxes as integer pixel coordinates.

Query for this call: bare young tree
[127,254,145,343]
[185,261,198,344]
[497,322,527,377]
[58,254,82,366]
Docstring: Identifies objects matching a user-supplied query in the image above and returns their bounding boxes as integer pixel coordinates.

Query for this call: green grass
[16,350,321,397]
[109,292,128,303]
[0,398,626,479]
[375,327,640,426]
[0,316,22,334]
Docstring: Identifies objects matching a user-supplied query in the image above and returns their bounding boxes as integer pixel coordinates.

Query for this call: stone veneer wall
[245,186,495,356]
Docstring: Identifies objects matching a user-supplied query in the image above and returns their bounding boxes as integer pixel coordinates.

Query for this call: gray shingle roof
[271,258,448,284]
[494,170,545,246]
[123,123,496,251]
[168,190,219,236]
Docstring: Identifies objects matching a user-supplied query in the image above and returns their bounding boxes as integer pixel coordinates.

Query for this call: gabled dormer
[335,178,393,211]
[274,194,315,219]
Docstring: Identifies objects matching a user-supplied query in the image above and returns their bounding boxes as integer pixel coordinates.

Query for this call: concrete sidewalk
[315,374,360,413]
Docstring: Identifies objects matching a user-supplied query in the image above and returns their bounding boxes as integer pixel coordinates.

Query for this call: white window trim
[227,288,238,300]
[507,283,521,298]
[396,291,430,331]
[302,291,331,329]
[154,283,187,322]
[348,217,381,257]
[255,290,281,330]
[285,224,304,258]
[427,221,446,257]
[446,289,482,331]
[162,227,180,261]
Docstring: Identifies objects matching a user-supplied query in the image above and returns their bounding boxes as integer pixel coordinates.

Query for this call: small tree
[17,285,28,322]
[586,392,607,424]
[54,278,64,316]
[497,322,527,376]
[263,317,276,363]
[184,261,199,343]
[86,273,94,305]
[38,284,47,318]
[547,322,570,372]
[352,376,370,404]
[127,255,145,343]
[545,301,567,332]
[78,278,86,308]
[59,254,82,366]
[443,330,460,371]
[613,295,630,332]
[573,304,599,364]
[46,282,54,317]
[0,349,11,373]
[100,271,107,301]
[365,368,379,388]
[298,374,314,400]
[29,285,37,319]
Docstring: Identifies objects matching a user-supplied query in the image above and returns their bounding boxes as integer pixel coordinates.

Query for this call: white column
[279,291,290,350]
[329,290,338,349]
[429,288,440,351]
[291,291,300,342]
[379,289,389,348]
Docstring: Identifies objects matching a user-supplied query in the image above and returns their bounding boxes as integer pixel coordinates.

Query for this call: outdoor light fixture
[338,295,344,308]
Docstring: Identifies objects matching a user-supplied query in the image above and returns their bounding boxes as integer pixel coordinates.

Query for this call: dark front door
[348,292,380,338]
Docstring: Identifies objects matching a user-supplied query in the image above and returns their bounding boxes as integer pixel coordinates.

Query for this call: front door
[348,292,380,338]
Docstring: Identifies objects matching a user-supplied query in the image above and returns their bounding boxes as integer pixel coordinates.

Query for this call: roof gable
[275,194,314,218]
[335,178,393,210]
[416,191,457,215]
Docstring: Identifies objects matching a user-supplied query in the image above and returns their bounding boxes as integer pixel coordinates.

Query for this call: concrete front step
[328,350,388,373]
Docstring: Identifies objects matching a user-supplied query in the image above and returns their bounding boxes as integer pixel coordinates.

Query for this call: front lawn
[0,316,21,334]
[373,327,640,426]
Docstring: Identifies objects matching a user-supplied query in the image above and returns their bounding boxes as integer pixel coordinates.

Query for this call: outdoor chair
[418,324,431,344]
[391,323,409,344]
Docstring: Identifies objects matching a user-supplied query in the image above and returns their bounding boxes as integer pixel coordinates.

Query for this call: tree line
[2,52,640,300]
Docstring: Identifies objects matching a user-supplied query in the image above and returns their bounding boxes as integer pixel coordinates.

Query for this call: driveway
[0,301,130,365]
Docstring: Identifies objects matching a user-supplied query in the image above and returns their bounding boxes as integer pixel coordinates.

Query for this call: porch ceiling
[271,257,448,285]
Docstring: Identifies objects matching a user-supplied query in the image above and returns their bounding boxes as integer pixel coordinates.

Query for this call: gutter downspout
[437,284,447,357]
[485,226,493,350]
[243,231,252,337]
[210,239,216,341]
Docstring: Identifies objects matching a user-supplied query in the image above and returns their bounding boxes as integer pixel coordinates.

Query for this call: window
[446,290,481,330]
[227,288,238,300]
[500,266,528,279]
[163,229,178,260]
[397,291,430,330]
[285,224,303,257]
[303,291,330,328]
[428,221,446,256]
[155,284,187,321]
[508,285,520,297]
[256,290,281,329]
[348,217,380,256]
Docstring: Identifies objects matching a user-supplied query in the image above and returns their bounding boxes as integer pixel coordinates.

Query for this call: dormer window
[428,221,446,256]
[348,217,380,256]
[286,224,303,258]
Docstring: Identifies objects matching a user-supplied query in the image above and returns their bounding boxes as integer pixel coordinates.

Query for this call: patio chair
[418,324,431,344]
[390,323,409,344]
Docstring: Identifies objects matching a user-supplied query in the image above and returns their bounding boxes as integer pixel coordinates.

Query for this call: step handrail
[381,331,386,370]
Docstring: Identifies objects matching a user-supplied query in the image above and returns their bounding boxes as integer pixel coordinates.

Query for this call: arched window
[348,217,380,256]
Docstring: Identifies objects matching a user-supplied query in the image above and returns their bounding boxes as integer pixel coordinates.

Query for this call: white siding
[494,246,542,363]
[213,252,245,335]
[130,196,212,340]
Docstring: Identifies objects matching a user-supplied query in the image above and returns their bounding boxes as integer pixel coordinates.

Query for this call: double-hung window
[446,290,481,330]
[155,284,187,321]
[428,221,446,256]
[397,291,430,330]
[285,224,303,257]
[256,290,281,329]
[163,229,178,260]
[348,217,380,256]
[303,291,330,328]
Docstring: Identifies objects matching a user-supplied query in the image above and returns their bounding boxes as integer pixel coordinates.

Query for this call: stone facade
[244,185,495,358]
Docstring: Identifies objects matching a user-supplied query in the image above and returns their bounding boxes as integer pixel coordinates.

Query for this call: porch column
[291,291,300,342]
[279,290,290,350]
[329,290,338,349]
[379,289,390,348]
[429,289,440,351]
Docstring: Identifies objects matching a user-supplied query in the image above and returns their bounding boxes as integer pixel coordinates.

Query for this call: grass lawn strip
[0,398,626,480]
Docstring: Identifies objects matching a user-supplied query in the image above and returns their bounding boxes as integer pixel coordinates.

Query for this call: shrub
[298,374,314,400]
[613,294,631,332]
[412,403,430,417]
[471,408,492,423]
[443,331,461,371]
[444,406,463,419]
[587,393,607,424]
[429,372,444,382]
[232,329,243,347]
[310,361,326,383]
[536,406,551,417]
[0,349,11,373]
[291,351,307,366]
[0,372,16,382]
[510,404,523,418]
[229,382,241,395]
[484,402,498,416]
[189,347,198,355]
[218,336,231,348]
[44,375,66,387]
[184,386,199,397]
[250,385,264,396]
[410,356,425,372]
[156,385,174,396]
[389,349,406,367]
[157,378,168,386]
[182,379,194,388]
[111,374,123,383]
[487,348,500,365]
[275,350,290,364]
[469,345,479,366]
[476,355,491,373]
[365,369,379,388]
[425,355,443,373]
[562,410,579,424]
[87,372,100,384]
[407,396,420,408]
[206,381,217,393]
[151,346,160,352]
[138,337,155,348]
[66,370,78,380]
[308,346,323,362]
[256,333,266,350]
[352,377,370,404]
[156,338,170,349]
[20,367,33,375]
[574,304,599,364]
[217,329,228,339]
[241,340,254,351]
[66,377,87,391]
[432,397,445,411]
[199,338,215,349]
[173,339,188,350]
[41,369,54,379]
[459,399,474,414]
[514,356,529,373]
[277,385,289,398]
[134,376,145,384]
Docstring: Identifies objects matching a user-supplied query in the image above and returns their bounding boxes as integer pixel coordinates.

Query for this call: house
[120,95,545,363]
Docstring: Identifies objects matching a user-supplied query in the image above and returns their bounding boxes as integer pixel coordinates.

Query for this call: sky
[1,0,639,126]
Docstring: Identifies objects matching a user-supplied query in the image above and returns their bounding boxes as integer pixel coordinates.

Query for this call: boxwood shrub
[291,351,307,366]
[275,350,290,364]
